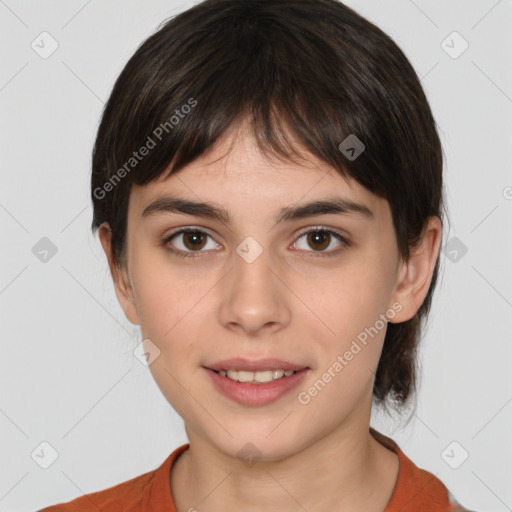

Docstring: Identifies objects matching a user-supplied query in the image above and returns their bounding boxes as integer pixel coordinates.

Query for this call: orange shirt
[39,430,471,511]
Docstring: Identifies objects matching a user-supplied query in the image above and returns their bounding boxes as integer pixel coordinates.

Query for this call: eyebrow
[141,195,374,224]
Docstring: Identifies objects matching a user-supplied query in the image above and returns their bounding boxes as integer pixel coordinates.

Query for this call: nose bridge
[218,236,290,334]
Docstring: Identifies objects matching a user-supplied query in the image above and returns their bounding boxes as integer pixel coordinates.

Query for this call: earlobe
[98,222,140,326]
[388,216,442,324]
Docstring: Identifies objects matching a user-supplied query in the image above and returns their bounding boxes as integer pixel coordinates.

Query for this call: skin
[99,121,442,512]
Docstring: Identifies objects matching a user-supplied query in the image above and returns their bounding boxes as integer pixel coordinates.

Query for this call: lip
[204,367,310,406]
[204,358,309,372]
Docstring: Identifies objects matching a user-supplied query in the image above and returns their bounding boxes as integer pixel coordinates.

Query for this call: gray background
[1,1,511,510]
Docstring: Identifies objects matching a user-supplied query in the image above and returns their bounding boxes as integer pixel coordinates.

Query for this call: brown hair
[91,0,447,413]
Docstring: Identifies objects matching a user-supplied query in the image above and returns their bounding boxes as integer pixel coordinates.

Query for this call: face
[102,126,426,462]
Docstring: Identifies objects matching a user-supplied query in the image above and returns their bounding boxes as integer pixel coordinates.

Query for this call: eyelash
[162,226,350,260]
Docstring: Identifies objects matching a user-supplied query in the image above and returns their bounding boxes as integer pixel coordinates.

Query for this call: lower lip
[204,367,310,406]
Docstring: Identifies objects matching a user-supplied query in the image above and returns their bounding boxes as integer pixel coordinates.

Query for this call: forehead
[127,129,390,227]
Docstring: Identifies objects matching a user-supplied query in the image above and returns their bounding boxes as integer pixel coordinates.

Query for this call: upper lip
[204,358,309,372]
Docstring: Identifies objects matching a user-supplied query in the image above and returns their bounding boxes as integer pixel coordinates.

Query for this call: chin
[209,431,307,465]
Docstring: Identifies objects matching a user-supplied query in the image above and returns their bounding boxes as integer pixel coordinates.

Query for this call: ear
[388,216,442,323]
[98,222,140,326]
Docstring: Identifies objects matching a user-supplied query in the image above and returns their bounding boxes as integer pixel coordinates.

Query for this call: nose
[217,243,292,336]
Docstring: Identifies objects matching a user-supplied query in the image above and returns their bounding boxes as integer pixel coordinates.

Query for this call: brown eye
[306,231,331,251]
[164,228,219,258]
[294,228,349,257]
[182,230,207,251]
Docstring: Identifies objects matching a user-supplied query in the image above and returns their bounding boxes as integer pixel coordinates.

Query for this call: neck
[171,417,399,512]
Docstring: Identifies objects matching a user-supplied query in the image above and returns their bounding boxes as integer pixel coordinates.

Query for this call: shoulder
[370,428,476,512]
[38,444,190,512]
[38,469,155,512]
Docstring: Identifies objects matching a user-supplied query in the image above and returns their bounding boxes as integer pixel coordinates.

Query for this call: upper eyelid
[166,225,348,249]
[166,226,222,245]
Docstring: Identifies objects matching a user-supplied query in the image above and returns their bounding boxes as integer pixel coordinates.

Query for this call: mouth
[203,365,311,406]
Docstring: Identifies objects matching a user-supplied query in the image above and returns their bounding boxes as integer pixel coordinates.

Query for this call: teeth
[219,369,297,384]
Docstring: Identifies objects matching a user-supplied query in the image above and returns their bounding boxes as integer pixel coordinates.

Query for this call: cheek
[137,284,183,341]
[296,259,392,398]
[303,256,389,337]
[131,250,209,339]
[134,266,206,414]
[133,267,220,400]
